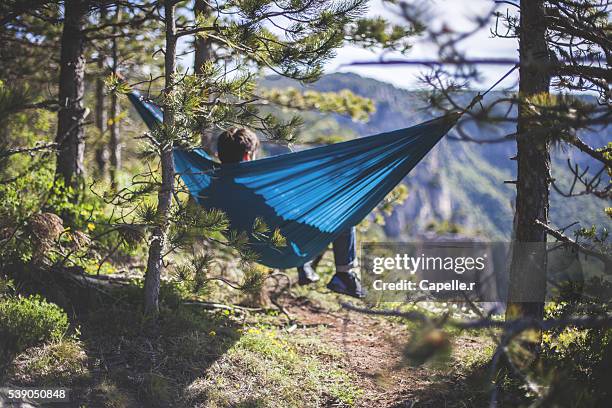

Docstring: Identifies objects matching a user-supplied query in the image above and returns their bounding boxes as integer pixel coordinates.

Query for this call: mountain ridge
[260,73,610,239]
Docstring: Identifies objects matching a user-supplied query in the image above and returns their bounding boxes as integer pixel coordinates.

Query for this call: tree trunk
[94,56,108,175]
[193,0,212,74]
[94,6,107,176]
[505,0,551,338]
[55,0,88,193]
[193,0,214,151]
[109,21,121,190]
[143,0,177,317]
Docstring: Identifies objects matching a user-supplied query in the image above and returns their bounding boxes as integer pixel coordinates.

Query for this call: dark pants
[301,227,357,272]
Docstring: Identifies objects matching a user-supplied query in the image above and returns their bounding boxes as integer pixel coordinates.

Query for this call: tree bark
[193,0,215,151]
[94,55,108,175]
[143,0,176,317]
[505,1,551,335]
[193,0,213,75]
[55,0,88,193]
[109,17,121,190]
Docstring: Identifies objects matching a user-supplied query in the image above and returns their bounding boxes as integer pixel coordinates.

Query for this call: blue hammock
[128,91,459,268]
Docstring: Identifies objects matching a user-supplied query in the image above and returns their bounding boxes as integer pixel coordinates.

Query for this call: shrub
[0,277,14,297]
[0,295,69,368]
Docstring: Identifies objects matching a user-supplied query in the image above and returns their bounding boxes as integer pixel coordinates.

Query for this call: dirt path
[282,297,486,407]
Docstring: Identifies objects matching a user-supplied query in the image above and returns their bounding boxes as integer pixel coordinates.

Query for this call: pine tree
[504,0,551,337]
[94,47,108,174]
[143,0,177,317]
[504,1,610,341]
[193,0,212,74]
[88,2,162,188]
[192,0,214,150]
[54,0,89,194]
[139,0,419,316]
[384,0,610,349]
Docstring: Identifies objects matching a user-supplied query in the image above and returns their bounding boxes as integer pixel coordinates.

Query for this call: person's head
[216,127,260,163]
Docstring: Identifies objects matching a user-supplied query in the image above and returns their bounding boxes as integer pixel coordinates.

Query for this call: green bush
[0,295,69,367]
[0,277,14,297]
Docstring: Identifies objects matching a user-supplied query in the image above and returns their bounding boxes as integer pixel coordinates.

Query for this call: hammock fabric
[128,91,459,268]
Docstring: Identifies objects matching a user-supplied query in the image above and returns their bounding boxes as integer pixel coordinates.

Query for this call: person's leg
[332,227,357,272]
[297,254,323,285]
[297,261,319,285]
[327,227,365,298]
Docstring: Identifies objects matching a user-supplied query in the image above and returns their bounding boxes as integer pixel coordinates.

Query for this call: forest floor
[274,286,495,408]
[3,261,496,408]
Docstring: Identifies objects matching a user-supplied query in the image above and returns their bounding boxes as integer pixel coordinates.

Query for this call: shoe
[326,272,366,299]
[297,263,320,285]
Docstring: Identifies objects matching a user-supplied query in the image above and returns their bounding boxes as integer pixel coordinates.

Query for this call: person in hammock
[216,127,366,298]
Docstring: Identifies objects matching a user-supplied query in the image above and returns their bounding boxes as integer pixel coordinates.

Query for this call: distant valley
[260,73,610,239]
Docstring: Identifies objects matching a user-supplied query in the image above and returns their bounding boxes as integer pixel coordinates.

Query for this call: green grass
[90,379,138,408]
[183,327,362,408]
[8,339,89,386]
[4,297,361,407]
[25,279,360,407]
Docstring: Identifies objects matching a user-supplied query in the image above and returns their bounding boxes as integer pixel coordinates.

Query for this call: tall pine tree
[140,0,419,316]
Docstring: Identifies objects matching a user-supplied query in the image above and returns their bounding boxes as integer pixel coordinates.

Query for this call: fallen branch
[183,300,263,312]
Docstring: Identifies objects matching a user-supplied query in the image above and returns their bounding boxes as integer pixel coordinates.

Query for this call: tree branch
[534,219,611,269]
[567,135,612,168]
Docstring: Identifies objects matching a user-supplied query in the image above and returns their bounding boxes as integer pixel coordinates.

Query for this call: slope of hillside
[260,73,610,239]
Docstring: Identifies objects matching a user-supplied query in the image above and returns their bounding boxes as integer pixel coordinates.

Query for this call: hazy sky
[328,0,519,90]
[178,0,520,91]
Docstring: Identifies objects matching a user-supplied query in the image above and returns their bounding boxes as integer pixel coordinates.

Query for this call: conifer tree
[140,0,419,316]
[55,0,89,193]
[379,0,609,347]
[88,2,162,187]
[502,0,609,335]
